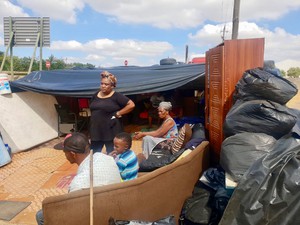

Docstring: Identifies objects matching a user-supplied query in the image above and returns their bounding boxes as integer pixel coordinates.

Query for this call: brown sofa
[42,141,210,225]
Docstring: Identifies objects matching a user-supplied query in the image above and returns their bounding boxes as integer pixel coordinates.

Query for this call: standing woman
[89,71,135,154]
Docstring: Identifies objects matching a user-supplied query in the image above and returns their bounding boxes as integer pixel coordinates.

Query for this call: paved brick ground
[0,129,143,225]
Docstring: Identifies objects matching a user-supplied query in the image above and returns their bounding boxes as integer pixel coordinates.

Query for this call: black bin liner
[181,167,230,225]
[139,148,186,172]
[191,123,206,140]
[220,132,276,182]
[223,99,298,139]
[234,67,298,105]
[109,215,176,225]
[219,135,300,225]
[180,185,212,225]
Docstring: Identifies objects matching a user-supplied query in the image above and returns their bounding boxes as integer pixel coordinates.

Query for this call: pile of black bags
[221,67,299,182]
[233,67,297,104]
[219,134,300,225]
[180,67,300,225]
[218,67,300,225]
[224,67,298,140]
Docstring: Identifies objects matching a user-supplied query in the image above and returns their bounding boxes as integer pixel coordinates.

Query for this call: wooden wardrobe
[205,38,265,163]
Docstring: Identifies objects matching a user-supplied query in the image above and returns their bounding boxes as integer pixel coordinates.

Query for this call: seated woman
[133,101,178,159]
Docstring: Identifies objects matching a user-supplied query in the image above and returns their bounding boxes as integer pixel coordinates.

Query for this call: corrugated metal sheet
[3,17,50,47]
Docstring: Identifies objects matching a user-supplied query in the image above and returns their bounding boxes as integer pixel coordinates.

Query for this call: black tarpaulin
[10,64,205,98]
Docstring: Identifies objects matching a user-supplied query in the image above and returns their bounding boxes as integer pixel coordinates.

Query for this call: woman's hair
[158,101,172,111]
[115,132,132,149]
[101,71,117,87]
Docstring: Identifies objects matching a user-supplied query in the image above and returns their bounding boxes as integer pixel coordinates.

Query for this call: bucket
[0,73,12,95]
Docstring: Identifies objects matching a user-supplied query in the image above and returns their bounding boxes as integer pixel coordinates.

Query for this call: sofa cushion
[171,124,192,154]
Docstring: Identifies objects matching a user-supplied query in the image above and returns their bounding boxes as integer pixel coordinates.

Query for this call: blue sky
[1,0,300,70]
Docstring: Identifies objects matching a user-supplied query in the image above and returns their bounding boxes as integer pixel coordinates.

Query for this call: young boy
[110,132,139,181]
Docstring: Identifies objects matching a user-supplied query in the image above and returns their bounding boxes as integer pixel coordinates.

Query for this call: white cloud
[1,0,300,68]
[3,0,300,29]
[3,0,297,29]
[0,1,29,17]
[188,21,300,70]
[16,0,84,24]
[276,59,300,71]
[51,40,83,50]
[83,39,172,57]
[85,54,105,61]
[240,1,300,21]
[0,0,29,37]
[51,39,172,56]
[84,1,220,29]
[49,38,173,66]
[83,0,300,29]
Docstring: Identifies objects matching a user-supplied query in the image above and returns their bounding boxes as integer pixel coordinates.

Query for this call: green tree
[287,67,300,78]
[49,54,55,64]
[0,55,34,71]
[50,58,66,70]
[71,62,95,69]
[0,55,6,70]
[279,69,286,77]
[0,56,14,71]
[0,54,96,72]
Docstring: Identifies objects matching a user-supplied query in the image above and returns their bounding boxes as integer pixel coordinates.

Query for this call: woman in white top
[134,101,178,158]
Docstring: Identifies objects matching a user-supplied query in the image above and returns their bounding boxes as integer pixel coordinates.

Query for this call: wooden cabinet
[205,38,265,163]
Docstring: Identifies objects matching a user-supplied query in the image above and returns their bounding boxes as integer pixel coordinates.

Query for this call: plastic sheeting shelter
[10,64,205,97]
[1,63,205,153]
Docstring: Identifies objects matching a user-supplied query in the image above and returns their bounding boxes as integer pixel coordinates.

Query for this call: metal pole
[9,17,14,80]
[28,33,40,74]
[89,149,94,225]
[232,0,241,40]
[39,18,43,71]
[185,45,189,64]
[0,32,13,72]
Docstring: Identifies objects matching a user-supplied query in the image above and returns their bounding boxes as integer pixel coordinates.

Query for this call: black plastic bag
[139,148,186,172]
[219,135,300,225]
[202,167,230,225]
[234,67,298,105]
[220,132,276,182]
[191,123,206,140]
[223,99,298,139]
[109,215,176,225]
[292,120,300,138]
[138,149,172,172]
[180,167,230,225]
[180,183,212,225]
